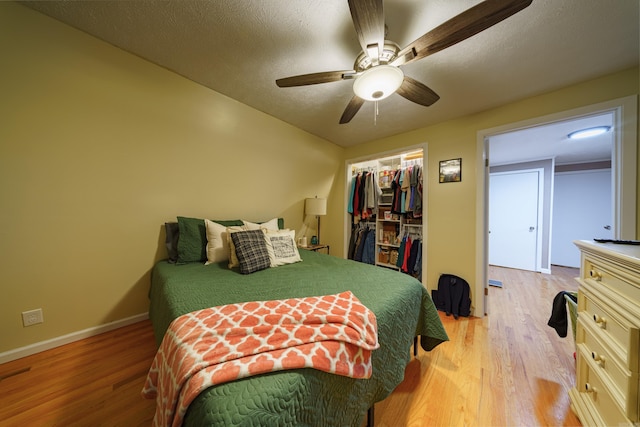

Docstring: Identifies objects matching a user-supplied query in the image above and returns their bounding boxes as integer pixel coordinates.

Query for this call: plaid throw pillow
[231,230,270,274]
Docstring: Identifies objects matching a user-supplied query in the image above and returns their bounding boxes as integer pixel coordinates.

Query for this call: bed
[148,227,448,426]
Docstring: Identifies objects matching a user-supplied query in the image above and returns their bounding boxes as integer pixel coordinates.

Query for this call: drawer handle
[585,383,598,394]
[593,314,607,328]
[591,351,606,367]
[589,270,602,281]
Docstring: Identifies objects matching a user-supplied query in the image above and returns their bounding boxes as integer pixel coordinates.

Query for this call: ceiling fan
[276,0,532,124]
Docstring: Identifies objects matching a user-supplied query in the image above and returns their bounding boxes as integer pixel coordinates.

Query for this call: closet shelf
[376,262,399,270]
[378,242,400,248]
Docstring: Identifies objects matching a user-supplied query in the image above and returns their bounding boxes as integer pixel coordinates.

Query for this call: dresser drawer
[575,346,634,426]
[583,256,640,303]
[578,288,639,370]
[577,319,638,419]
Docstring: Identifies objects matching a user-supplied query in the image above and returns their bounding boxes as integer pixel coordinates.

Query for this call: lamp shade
[352,65,404,101]
[305,197,327,216]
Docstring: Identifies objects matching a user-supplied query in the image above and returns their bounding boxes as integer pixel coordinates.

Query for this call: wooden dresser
[570,240,640,426]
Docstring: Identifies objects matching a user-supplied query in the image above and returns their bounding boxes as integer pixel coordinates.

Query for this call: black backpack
[432,274,471,319]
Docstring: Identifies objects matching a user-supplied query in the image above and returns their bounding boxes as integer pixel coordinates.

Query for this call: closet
[347,150,424,279]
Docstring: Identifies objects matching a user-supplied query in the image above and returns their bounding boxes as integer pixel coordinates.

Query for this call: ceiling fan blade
[348,0,385,63]
[276,70,355,87]
[339,96,365,124]
[393,0,532,66]
[396,76,440,107]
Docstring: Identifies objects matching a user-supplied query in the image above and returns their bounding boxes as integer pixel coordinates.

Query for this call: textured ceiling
[22,0,639,148]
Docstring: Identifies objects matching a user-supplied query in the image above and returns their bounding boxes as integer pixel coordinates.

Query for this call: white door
[551,169,612,268]
[489,170,541,271]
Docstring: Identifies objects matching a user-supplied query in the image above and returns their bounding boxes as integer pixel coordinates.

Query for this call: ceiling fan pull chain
[374,101,379,126]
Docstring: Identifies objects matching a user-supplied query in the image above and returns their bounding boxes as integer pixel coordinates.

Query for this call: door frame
[489,168,545,273]
[476,95,637,315]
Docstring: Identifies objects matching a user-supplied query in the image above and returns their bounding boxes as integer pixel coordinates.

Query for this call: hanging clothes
[361,228,376,265]
[396,234,407,269]
[348,174,357,214]
[397,226,423,276]
[361,173,369,220]
[401,235,413,273]
[348,222,376,264]
[403,166,412,213]
[400,169,408,214]
[412,240,423,281]
[407,237,420,274]
[391,168,403,214]
[414,166,423,218]
[353,227,368,262]
[365,172,382,217]
[353,173,362,220]
[409,165,420,212]
[347,224,360,259]
[358,173,367,217]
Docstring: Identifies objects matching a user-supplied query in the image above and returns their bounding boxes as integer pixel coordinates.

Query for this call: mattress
[149,249,448,426]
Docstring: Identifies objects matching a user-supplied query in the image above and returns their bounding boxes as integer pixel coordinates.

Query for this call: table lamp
[305,197,327,245]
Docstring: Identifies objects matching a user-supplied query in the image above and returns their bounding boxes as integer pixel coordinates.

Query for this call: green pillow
[176,216,244,264]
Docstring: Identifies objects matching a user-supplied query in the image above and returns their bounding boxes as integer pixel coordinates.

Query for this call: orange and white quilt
[141,291,379,427]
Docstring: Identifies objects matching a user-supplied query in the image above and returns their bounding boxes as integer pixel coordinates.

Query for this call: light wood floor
[0,266,581,426]
[373,265,582,427]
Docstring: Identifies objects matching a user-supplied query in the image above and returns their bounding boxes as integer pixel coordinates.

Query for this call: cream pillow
[227,226,248,269]
[204,219,230,265]
[262,229,301,267]
[243,218,279,231]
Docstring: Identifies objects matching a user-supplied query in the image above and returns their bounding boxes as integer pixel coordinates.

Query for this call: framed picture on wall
[439,158,462,183]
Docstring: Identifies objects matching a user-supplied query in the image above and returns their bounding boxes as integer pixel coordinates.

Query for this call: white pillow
[227,226,248,269]
[204,219,230,265]
[262,229,301,267]
[243,218,279,231]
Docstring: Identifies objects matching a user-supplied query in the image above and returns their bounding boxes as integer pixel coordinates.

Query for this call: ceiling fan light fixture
[353,65,404,101]
[568,126,611,140]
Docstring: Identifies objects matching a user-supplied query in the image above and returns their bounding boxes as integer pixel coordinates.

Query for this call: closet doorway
[344,144,428,285]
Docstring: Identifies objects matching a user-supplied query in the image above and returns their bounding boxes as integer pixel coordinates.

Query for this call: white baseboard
[0,312,149,365]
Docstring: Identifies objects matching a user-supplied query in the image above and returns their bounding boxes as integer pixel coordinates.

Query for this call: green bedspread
[149,250,448,426]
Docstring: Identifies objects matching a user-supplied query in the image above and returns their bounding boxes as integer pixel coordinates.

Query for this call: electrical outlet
[22,308,43,327]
